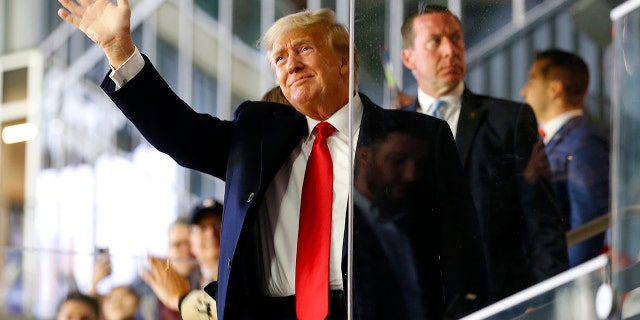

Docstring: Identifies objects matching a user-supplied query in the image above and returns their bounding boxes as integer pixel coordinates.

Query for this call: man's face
[402,13,466,97]
[189,213,222,264]
[359,132,427,211]
[167,223,196,276]
[520,60,551,120]
[271,28,349,120]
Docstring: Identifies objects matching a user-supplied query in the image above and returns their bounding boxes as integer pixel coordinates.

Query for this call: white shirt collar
[305,93,363,141]
[416,82,465,115]
[540,109,583,144]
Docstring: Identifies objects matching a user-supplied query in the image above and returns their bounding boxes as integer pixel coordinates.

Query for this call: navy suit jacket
[102,56,487,319]
[545,115,609,266]
[405,87,569,302]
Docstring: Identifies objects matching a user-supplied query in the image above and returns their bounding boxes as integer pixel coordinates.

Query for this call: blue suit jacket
[102,56,487,319]
[545,115,609,266]
[404,87,569,302]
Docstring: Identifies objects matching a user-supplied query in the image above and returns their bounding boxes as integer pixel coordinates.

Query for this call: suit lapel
[259,108,308,192]
[456,88,486,166]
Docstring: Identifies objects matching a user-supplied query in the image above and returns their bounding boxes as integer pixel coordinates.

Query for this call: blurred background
[0,0,638,319]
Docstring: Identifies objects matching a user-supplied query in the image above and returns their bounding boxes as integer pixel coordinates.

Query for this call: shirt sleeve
[108,46,144,90]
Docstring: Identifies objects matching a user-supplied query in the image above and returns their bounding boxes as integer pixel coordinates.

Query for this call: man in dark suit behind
[400,4,569,303]
[59,1,486,319]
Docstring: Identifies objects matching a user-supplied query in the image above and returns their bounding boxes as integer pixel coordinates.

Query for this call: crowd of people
[54,199,223,320]
[55,1,610,319]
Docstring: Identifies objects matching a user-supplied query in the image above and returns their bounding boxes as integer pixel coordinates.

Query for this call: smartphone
[95,247,110,263]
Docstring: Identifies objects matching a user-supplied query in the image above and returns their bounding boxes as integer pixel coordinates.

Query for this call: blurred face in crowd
[102,286,139,320]
[272,27,350,120]
[520,59,552,121]
[190,212,222,264]
[57,300,99,320]
[168,222,196,276]
[402,12,466,97]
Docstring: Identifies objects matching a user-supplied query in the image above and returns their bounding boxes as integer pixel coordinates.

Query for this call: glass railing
[462,255,609,320]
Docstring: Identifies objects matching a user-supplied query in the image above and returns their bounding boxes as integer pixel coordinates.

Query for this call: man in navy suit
[59,1,487,319]
[520,49,610,267]
[400,5,569,303]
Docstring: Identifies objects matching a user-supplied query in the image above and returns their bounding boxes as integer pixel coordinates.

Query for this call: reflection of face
[520,60,551,121]
[57,300,99,320]
[168,223,196,276]
[358,132,427,211]
[272,28,349,120]
[402,13,466,97]
[102,286,139,320]
[189,213,222,264]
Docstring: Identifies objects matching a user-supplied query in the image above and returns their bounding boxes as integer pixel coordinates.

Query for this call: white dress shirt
[256,95,362,296]
[108,48,363,297]
[416,82,464,138]
[539,109,583,145]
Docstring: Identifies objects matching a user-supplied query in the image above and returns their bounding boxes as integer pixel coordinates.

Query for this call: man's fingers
[58,0,86,18]
[117,0,130,9]
[140,268,151,283]
[147,256,168,280]
[57,9,80,28]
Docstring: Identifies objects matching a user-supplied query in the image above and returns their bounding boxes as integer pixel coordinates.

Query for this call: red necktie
[296,121,335,320]
[538,127,546,139]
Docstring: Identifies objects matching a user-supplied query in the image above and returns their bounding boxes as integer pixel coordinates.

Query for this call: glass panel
[233,0,261,46]
[353,0,612,318]
[1,120,26,205]
[611,2,640,319]
[462,256,609,319]
[463,1,513,48]
[195,0,219,19]
[2,68,28,103]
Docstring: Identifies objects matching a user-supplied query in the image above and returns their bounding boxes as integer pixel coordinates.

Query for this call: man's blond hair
[258,8,359,83]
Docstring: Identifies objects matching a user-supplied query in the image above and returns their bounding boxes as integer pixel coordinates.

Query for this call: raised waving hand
[58,0,135,68]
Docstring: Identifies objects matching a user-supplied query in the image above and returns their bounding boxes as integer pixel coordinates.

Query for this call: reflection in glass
[612,3,640,318]
[352,110,486,318]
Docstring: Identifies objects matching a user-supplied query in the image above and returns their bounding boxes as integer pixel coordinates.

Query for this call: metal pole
[347,0,355,319]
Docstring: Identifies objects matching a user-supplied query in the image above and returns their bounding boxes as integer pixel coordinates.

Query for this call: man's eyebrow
[274,38,314,51]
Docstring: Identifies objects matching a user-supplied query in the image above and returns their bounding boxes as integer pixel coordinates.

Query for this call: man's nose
[286,54,303,73]
[402,162,418,182]
[440,37,456,56]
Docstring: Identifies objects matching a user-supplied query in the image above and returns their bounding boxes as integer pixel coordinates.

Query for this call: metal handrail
[566,214,610,247]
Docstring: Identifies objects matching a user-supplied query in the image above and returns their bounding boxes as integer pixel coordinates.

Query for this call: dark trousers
[236,291,346,320]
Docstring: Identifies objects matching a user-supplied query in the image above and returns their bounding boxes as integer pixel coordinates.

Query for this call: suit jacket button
[227,257,232,268]
[247,193,255,203]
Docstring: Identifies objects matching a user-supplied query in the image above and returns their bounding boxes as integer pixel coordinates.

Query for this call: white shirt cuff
[108,46,144,90]
[179,290,217,320]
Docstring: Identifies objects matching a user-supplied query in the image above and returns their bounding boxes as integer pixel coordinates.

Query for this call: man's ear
[548,79,563,99]
[401,48,415,70]
[340,57,349,75]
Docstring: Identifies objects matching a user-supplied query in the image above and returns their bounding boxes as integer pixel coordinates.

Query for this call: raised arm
[57,0,135,68]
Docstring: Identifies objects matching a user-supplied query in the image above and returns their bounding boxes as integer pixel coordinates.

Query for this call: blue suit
[101,56,488,319]
[545,115,609,266]
[404,87,569,303]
